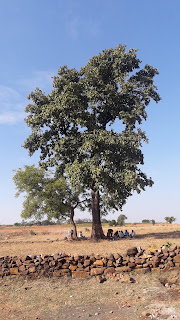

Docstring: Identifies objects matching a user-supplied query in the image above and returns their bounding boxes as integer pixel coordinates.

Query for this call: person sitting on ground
[113,230,119,239]
[124,229,129,237]
[118,230,124,238]
[131,230,136,238]
[107,228,113,238]
[68,229,73,239]
[79,231,83,238]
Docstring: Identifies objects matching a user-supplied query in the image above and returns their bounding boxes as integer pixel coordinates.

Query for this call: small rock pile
[0,245,180,279]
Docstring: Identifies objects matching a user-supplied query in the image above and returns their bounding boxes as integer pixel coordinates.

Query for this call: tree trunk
[70,207,77,239]
[91,181,104,239]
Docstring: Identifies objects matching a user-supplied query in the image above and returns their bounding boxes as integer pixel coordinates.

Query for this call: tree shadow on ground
[136,230,180,240]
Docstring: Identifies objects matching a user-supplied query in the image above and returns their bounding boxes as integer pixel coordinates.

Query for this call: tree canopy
[23,45,161,238]
[117,214,127,226]
[164,216,176,224]
[13,165,85,237]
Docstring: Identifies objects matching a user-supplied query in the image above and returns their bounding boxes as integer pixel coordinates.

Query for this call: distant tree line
[141,217,176,225]
[142,219,156,225]
[14,215,177,228]
[14,220,59,227]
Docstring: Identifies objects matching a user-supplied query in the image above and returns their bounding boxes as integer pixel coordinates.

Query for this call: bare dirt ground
[0,223,180,319]
[0,271,180,320]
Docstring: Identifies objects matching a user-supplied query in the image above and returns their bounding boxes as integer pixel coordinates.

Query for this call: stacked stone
[0,245,180,279]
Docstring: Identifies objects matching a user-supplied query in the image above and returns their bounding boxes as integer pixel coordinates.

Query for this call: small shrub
[109,220,117,227]
[14,222,21,227]
[162,241,172,248]
[30,230,36,235]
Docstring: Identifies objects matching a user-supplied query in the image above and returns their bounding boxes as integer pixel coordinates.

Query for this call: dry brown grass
[0,271,180,319]
[0,223,180,319]
[0,223,180,257]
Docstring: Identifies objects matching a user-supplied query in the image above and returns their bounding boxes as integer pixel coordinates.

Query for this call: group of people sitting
[67,229,85,239]
[67,228,136,240]
[107,228,136,239]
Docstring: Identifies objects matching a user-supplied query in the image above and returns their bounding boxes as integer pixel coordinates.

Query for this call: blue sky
[0,0,180,224]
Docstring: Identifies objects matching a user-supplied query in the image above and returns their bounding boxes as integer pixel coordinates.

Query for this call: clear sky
[0,0,180,224]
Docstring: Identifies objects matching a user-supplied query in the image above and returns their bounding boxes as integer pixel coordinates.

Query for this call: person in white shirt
[79,231,83,238]
[68,229,73,239]
[118,230,124,238]
[131,230,136,238]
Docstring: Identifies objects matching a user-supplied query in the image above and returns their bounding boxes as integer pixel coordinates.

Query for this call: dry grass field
[0,271,180,320]
[0,223,180,320]
[0,223,180,257]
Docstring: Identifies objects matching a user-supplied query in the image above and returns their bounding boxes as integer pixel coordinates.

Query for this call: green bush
[117,214,127,226]
[30,230,36,235]
[109,220,117,226]
[164,216,176,224]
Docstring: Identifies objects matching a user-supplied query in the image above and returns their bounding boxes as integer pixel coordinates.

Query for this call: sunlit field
[1,223,180,320]
[0,223,179,257]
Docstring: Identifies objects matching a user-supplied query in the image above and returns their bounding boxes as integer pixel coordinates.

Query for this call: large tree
[24,45,161,238]
[13,165,85,238]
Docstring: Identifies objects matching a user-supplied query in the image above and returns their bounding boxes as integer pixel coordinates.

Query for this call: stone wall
[0,245,180,279]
